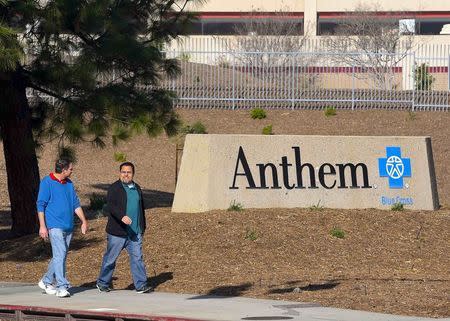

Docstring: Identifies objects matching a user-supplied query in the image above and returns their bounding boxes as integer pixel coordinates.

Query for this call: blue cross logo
[378,147,412,189]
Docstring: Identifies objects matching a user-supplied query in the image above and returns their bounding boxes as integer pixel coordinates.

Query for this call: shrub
[324,106,337,117]
[309,200,323,211]
[228,200,243,211]
[415,63,434,91]
[245,228,258,241]
[250,108,267,119]
[114,152,127,162]
[330,227,345,239]
[391,202,404,211]
[182,121,207,134]
[262,124,273,135]
[89,194,106,211]
[178,52,191,62]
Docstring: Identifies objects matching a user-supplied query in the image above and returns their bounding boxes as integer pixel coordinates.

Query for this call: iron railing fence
[25,45,450,111]
[162,50,449,110]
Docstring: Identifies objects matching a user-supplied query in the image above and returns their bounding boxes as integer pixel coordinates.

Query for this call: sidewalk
[0,282,448,321]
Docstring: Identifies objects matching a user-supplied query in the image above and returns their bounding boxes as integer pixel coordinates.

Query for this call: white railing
[162,49,449,110]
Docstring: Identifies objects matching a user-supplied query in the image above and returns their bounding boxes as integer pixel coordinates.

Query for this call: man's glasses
[120,171,133,174]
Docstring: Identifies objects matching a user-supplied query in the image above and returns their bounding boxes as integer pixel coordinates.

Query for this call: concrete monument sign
[172,135,439,212]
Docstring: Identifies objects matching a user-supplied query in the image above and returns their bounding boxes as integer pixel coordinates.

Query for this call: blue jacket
[36,174,80,231]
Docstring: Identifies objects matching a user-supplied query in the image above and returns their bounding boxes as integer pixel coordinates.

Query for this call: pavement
[0,282,448,321]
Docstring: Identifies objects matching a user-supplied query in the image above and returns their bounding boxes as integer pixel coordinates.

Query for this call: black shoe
[136,284,154,294]
[96,283,111,293]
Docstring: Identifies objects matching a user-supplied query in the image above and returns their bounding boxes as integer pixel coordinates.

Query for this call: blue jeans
[97,233,148,290]
[42,228,72,289]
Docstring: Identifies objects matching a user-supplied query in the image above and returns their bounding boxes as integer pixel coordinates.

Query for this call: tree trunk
[0,69,40,236]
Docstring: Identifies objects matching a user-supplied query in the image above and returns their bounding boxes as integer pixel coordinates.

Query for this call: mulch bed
[0,109,449,317]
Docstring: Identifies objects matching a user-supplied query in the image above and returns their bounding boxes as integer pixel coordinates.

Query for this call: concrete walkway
[0,283,448,321]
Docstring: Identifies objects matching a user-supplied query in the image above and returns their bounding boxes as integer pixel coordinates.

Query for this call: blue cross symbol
[378,147,412,189]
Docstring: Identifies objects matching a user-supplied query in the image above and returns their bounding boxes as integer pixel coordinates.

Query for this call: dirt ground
[0,109,449,317]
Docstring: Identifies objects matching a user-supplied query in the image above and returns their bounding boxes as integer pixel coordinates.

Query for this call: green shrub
[324,106,337,117]
[245,228,258,241]
[262,124,273,135]
[415,63,434,91]
[89,193,106,211]
[309,200,323,211]
[182,121,207,134]
[228,200,243,211]
[178,52,191,62]
[391,202,404,211]
[330,227,345,239]
[250,108,267,119]
[114,152,127,162]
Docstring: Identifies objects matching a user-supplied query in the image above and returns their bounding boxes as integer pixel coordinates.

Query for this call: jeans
[42,228,72,289]
[97,233,148,290]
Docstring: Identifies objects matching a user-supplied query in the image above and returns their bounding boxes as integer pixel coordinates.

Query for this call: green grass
[245,228,258,241]
[250,108,267,119]
[324,106,337,117]
[228,200,244,211]
[391,202,405,211]
[330,227,345,239]
[113,152,127,162]
[262,124,273,135]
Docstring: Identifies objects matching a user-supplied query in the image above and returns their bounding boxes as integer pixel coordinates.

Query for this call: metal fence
[163,49,450,111]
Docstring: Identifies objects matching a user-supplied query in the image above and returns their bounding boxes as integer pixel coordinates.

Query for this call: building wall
[316,0,450,12]
[191,0,450,13]
[189,0,450,36]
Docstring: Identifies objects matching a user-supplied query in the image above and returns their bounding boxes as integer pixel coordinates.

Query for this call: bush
[415,63,434,91]
[245,228,258,241]
[182,121,207,134]
[89,194,106,211]
[262,124,273,135]
[114,152,127,162]
[330,227,345,239]
[250,108,267,119]
[309,200,323,211]
[228,200,243,211]
[391,202,404,211]
[324,106,337,117]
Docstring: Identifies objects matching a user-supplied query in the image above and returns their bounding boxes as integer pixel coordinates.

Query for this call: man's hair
[55,158,72,174]
[119,162,135,174]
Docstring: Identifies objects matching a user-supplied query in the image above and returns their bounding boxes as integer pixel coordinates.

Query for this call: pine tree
[0,0,201,236]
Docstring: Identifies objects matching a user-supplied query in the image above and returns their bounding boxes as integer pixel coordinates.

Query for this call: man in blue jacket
[96,162,152,294]
[37,158,88,298]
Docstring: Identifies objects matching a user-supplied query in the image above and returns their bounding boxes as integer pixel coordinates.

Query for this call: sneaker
[136,284,154,294]
[38,280,57,295]
[96,283,111,293]
[55,288,71,298]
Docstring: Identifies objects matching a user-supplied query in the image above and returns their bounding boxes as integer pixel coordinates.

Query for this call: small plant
[182,121,207,134]
[309,200,324,211]
[114,152,127,162]
[178,52,191,62]
[250,108,267,119]
[407,111,416,121]
[245,228,258,241]
[415,63,434,91]
[391,202,404,211]
[89,193,106,211]
[324,106,337,117]
[262,124,273,135]
[330,227,345,239]
[228,200,243,211]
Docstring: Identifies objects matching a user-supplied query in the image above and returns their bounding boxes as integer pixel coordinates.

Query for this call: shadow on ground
[0,235,102,262]
[90,184,174,209]
[267,281,340,294]
[188,282,253,299]
[124,271,174,290]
